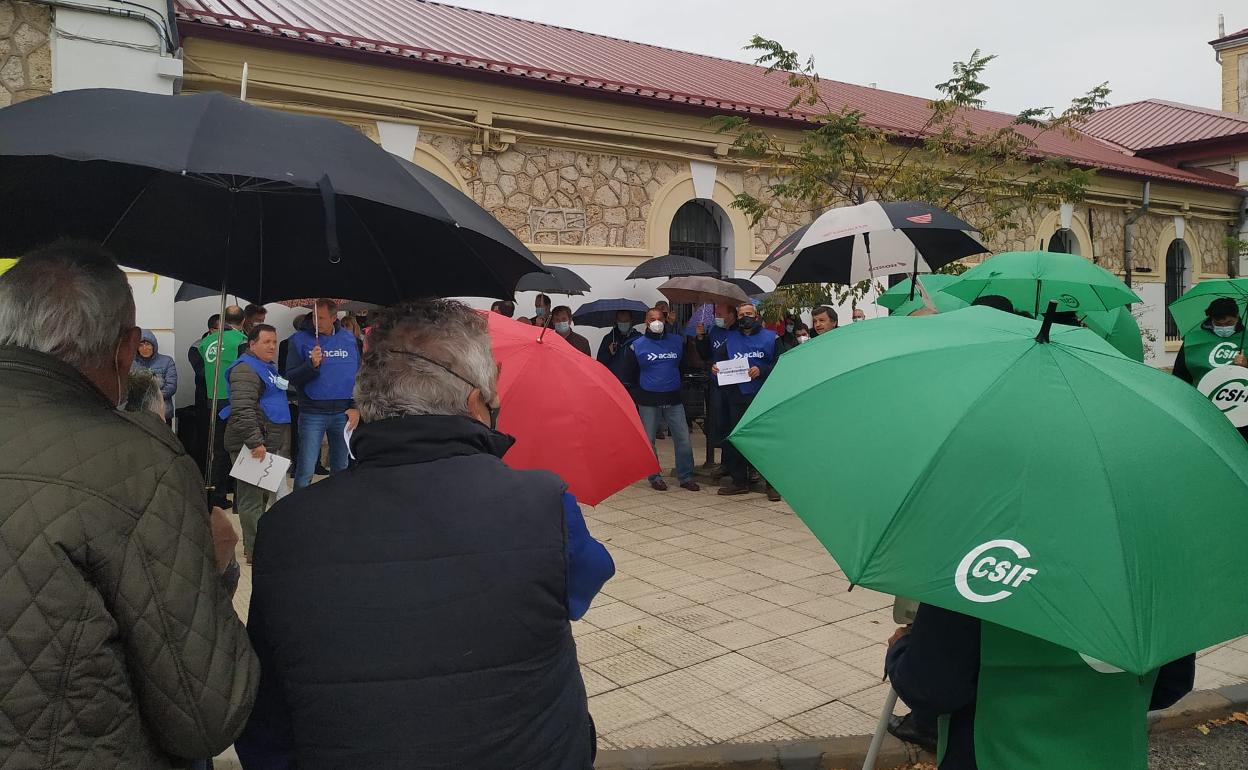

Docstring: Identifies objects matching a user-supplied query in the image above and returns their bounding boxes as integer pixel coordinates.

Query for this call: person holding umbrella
[1172,297,1248,383]
[596,309,642,387]
[550,305,592,356]
[285,299,361,489]
[531,293,553,326]
[621,308,701,492]
[712,302,780,500]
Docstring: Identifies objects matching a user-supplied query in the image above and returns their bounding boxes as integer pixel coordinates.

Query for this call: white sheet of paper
[345,425,355,460]
[230,451,292,494]
[716,356,751,386]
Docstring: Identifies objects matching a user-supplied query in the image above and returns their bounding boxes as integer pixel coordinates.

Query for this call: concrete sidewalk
[221,434,1248,763]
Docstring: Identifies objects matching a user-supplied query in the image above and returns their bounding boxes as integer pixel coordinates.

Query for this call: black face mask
[737,316,758,332]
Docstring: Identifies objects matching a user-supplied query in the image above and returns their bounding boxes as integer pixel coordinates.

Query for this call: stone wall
[0,1,51,108]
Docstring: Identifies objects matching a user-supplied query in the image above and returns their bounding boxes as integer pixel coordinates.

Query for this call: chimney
[1219,13,1226,38]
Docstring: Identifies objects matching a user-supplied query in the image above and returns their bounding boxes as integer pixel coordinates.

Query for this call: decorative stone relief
[0,1,52,108]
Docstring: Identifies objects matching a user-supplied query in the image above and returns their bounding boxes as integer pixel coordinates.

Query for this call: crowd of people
[1,241,1231,770]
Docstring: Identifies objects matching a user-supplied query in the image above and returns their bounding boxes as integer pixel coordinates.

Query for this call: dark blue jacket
[236,415,611,770]
[131,329,177,416]
[284,325,359,413]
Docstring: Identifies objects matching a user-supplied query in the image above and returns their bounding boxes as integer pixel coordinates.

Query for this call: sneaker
[766,485,782,502]
[718,483,750,496]
[649,477,669,491]
[680,481,701,492]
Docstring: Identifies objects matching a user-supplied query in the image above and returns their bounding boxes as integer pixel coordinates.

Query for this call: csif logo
[1057,294,1080,309]
[646,352,679,361]
[1210,342,1240,368]
[954,539,1038,603]
[1210,379,1248,411]
[204,341,220,364]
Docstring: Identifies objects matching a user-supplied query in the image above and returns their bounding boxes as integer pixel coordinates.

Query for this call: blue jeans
[295,410,349,489]
[638,403,694,483]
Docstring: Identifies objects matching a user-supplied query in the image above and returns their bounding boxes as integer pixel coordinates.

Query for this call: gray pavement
[1150,721,1248,769]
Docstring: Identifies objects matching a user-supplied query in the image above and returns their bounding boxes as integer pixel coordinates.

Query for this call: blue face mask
[1214,324,1237,338]
[617,322,633,333]
[554,321,571,334]
[534,307,547,318]
[714,317,727,329]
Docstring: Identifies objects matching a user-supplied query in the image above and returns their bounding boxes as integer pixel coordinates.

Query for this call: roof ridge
[1145,98,1248,122]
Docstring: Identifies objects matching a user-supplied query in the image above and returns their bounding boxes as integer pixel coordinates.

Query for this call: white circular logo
[1210,342,1239,368]
[1198,365,1248,428]
[954,539,1038,603]
[204,341,219,364]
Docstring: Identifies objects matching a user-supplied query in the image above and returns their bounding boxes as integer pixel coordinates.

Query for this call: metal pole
[203,194,236,502]
[862,686,900,770]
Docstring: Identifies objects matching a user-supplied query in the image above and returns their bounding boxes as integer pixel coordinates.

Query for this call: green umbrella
[943,251,1140,316]
[1167,279,1248,338]
[730,307,1248,674]
[1079,306,1144,362]
[878,274,968,316]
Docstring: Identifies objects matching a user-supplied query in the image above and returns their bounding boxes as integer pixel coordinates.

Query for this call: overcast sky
[448,1,1239,114]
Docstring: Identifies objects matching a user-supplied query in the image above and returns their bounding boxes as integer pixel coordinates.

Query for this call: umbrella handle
[862,686,900,770]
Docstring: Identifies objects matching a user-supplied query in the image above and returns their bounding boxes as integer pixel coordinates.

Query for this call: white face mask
[796,335,810,344]
[554,321,571,334]
[1214,324,1237,338]
[714,317,726,329]
[648,320,665,334]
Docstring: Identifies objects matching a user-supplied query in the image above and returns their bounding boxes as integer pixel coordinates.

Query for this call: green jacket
[0,345,259,769]
[196,328,246,400]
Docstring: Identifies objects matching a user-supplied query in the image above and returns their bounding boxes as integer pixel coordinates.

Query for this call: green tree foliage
[717,38,1110,318]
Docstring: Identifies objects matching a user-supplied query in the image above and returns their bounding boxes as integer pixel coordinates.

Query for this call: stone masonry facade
[408,128,1230,275]
[0,1,51,108]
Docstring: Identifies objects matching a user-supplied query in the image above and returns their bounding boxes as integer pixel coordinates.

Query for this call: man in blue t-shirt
[711,302,780,500]
[621,308,700,492]
[285,299,361,489]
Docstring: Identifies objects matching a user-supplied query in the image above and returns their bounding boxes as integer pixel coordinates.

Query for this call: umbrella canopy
[1080,306,1145,362]
[1167,279,1248,339]
[878,274,968,316]
[658,276,750,307]
[724,276,767,296]
[754,201,987,286]
[572,298,650,328]
[626,254,719,280]
[515,265,592,295]
[485,312,658,504]
[943,251,1140,317]
[729,307,1248,675]
[0,88,546,303]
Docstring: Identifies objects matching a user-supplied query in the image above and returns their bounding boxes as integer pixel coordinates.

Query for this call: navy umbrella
[626,254,718,280]
[515,265,592,295]
[0,88,547,303]
[573,298,651,328]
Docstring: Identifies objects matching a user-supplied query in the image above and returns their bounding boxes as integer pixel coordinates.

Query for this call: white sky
[447,0,1240,114]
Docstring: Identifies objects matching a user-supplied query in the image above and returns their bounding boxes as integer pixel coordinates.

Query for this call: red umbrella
[484,312,658,505]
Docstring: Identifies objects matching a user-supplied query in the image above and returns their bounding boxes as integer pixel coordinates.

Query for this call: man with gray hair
[0,241,259,769]
[237,298,614,769]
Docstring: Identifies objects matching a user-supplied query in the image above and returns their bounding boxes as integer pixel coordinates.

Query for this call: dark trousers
[721,396,754,486]
[708,384,730,450]
[207,417,231,507]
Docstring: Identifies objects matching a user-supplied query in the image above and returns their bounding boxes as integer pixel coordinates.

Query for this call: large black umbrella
[0,88,546,303]
[573,298,650,328]
[725,276,766,296]
[515,265,591,295]
[626,254,718,280]
[754,201,986,286]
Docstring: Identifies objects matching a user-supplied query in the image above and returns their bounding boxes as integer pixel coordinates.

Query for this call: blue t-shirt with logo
[721,328,778,397]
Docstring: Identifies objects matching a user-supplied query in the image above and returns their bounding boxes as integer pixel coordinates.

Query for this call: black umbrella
[515,265,592,295]
[754,201,986,286]
[626,254,718,280]
[0,88,547,303]
[725,277,766,296]
[573,298,650,328]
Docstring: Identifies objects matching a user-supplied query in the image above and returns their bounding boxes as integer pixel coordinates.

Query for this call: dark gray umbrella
[725,277,766,296]
[0,88,548,303]
[626,254,718,280]
[658,276,750,307]
[515,265,591,295]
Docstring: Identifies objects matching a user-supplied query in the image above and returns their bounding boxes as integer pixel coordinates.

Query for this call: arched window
[668,201,723,274]
[1165,239,1192,340]
[1047,228,1081,256]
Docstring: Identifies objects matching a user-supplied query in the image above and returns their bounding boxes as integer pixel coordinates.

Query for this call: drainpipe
[1231,195,1248,278]
[1122,181,1151,304]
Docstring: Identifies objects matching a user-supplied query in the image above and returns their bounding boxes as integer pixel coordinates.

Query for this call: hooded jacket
[131,329,178,417]
[0,345,259,769]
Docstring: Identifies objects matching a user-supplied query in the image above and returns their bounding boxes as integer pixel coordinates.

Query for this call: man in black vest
[236,298,614,769]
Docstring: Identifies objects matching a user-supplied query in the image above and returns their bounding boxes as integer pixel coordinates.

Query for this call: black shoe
[680,481,701,492]
[315,463,331,475]
[649,477,669,491]
[766,485,782,502]
[887,714,938,755]
[718,483,750,496]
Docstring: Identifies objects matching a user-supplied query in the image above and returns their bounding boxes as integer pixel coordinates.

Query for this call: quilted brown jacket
[0,345,260,769]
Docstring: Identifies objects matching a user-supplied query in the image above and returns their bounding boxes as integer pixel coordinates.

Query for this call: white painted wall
[50,3,179,95]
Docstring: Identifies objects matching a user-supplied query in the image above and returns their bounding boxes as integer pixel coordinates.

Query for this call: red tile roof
[175,0,1242,191]
[1081,99,1248,152]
